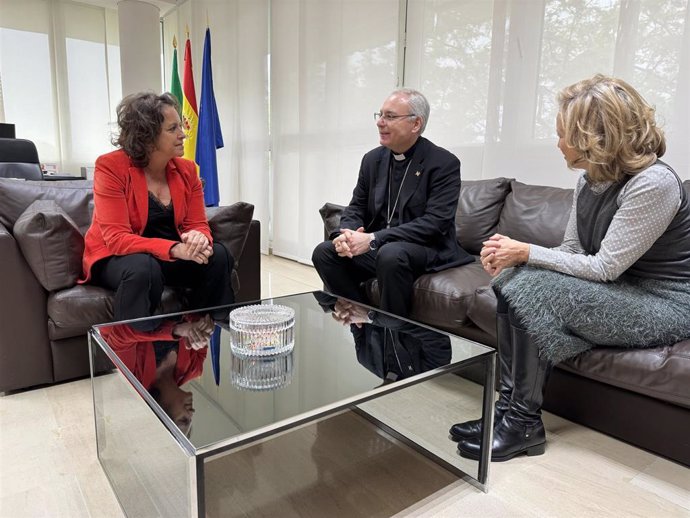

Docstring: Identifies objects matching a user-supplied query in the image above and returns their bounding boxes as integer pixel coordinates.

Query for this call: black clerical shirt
[376,139,420,230]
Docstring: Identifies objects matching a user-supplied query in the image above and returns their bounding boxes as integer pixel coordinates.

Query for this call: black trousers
[311,240,427,317]
[91,242,235,330]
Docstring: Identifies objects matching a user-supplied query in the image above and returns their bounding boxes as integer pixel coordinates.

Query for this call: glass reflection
[99,313,215,436]
[314,293,451,383]
[230,350,295,391]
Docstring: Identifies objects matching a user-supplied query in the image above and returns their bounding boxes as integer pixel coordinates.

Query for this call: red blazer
[99,322,207,390]
[80,149,212,282]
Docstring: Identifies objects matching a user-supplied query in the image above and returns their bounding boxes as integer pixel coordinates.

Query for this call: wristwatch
[369,233,378,251]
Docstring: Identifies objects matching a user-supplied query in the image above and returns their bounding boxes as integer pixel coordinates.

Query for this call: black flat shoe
[448,419,483,441]
[457,415,546,462]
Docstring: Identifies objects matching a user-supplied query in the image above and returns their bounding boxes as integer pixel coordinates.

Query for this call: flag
[196,28,224,207]
[182,35,198,163]
[169,36,182,106]
[210,325,221,386]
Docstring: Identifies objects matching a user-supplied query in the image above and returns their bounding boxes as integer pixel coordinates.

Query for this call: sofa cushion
[13,200,85,291]
[0,178,93,233]
[456,178,512,254]
[498,180,573,248]
[365,260,492,334]
[558,340,690,409]
[466,285,498,337]
[47,285,184,340]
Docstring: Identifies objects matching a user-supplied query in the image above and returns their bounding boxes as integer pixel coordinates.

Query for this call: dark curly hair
[113,92,180,168]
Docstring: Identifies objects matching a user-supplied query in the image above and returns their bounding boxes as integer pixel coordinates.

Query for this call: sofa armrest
[319,202,345,241]
[0,223,53,392]
[235,219,261,303]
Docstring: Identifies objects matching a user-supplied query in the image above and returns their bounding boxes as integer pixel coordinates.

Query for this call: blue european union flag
[196,28,223,207]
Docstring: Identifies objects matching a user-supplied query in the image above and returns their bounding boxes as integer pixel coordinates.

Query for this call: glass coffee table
[89,291,496,517]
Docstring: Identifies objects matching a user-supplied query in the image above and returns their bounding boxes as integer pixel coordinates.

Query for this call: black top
[143,191,178,241]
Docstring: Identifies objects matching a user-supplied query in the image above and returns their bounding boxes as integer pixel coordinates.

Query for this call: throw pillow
[206,202,255,264]
[13,200,85,292]
[456,178,512,255]
[497,180,574,248]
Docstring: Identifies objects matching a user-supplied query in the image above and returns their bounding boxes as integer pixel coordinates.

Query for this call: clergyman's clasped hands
[171,229,214,264]
[330,298,371,328]
[333,227,371,258]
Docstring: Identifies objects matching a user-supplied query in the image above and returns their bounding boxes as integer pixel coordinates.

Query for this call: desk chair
[0,138,44,180]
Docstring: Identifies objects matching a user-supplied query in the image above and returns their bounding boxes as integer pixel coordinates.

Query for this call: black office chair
[0,138,44,180]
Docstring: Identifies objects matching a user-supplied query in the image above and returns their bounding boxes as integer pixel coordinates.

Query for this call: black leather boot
[449,290,513,441]
[457,317,551,461]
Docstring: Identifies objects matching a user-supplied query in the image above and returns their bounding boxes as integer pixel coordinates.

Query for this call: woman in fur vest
[450,74,690,462]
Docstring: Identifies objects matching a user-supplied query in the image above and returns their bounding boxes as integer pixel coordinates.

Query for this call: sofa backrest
[497,180,574,248]
[461,178,690,252]
[0,178,94,234]
[457,178,574,252]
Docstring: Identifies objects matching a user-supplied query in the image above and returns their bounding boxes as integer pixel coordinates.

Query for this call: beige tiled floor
[0,254,688,517]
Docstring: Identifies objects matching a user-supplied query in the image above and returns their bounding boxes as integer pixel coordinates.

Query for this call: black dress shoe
[457,414,546,462]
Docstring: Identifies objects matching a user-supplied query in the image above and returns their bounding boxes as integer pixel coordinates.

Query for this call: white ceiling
[80,0,178,17]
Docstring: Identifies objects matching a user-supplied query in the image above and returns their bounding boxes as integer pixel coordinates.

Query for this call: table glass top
[90,291,492,454]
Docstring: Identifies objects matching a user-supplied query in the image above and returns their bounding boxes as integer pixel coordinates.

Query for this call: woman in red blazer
[81,92,233,330]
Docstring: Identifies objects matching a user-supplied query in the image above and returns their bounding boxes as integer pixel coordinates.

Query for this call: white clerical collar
[393,152,406,161]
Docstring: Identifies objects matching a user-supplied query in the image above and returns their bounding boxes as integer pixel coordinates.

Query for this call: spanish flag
[182,34,198,164]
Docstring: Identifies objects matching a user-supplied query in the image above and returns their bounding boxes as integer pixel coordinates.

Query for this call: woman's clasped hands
[480,233,530,276]
[171,229,214,264]
[173,314,215,350]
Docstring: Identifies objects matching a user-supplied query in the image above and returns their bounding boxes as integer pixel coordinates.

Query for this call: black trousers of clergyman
[311,240,427,318]
[91,242,234,330]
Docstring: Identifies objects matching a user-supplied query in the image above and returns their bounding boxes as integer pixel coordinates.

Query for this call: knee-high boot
[449,291,514,441]
[457,320,551,461]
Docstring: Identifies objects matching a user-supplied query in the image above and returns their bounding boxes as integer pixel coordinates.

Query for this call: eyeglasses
[374,112,416,122]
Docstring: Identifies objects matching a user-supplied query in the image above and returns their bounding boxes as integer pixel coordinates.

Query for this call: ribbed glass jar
[228,304,295,357]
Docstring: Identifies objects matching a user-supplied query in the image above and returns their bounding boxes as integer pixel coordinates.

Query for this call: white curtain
[270,0,400,261]
[405,0,689,188]
[0,0,121,176]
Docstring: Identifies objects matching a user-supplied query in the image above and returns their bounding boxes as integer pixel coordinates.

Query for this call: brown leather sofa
[320,176,690,466]
[0,178,261,394]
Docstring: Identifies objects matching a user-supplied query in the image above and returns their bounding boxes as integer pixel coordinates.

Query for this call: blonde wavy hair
[557,74,665,182]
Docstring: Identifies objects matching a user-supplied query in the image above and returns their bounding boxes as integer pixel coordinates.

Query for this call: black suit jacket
[338,136,472,272]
